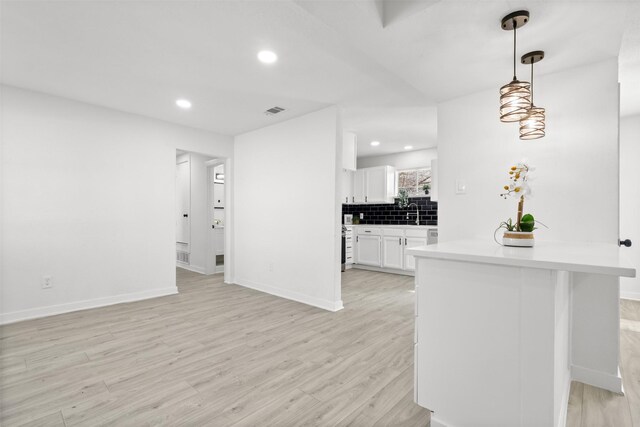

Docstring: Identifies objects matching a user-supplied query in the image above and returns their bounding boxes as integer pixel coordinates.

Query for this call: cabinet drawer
[406,228,429,238]
[357,227,381,235]
[382,228,404,237]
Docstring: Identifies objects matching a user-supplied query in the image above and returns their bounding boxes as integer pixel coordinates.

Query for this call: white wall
[437,59,620,244]
[357,148,437,170]
[232,106,343,311]
[0,86,233,323]
[620,114,640,299]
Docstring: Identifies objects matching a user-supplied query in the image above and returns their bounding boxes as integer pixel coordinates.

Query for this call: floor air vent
[264,106,285,116]
[176,251,190,264]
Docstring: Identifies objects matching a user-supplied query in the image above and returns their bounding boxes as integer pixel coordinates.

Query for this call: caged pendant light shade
[499,11,531,122]
[519,106,545,139]
[500,80,531,122]
[519,51,546,140]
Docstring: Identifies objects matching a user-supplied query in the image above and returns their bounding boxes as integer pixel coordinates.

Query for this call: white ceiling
[2,0,639,156]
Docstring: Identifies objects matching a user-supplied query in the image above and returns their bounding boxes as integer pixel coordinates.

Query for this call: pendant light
[520,51,546,139]
[499,11,531,122]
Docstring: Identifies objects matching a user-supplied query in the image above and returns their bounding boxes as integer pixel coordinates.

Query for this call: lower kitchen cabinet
[355,234,381,266]
[353,226,436,274]
[382,235,404,269]
[404,236,428,271]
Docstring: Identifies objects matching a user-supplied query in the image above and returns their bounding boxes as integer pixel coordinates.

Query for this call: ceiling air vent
[264,106,285,116]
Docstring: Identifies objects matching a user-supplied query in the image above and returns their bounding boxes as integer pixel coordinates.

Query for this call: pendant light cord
[512,19,517,80]
[530,62,534,106]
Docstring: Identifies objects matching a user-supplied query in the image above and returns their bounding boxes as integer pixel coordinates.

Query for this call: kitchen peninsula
[406,240,636,427]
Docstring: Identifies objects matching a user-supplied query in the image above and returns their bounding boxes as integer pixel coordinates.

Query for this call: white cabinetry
[341,170,355,204]
[382,235,404,269]
[356,227,381,266]
[354,169,365,203]
[404,236,427,271]
[343,132,357,171]
[353,166,395,204]
[430,159,438,202]
[344,226,354,266]
[353,226,437,274]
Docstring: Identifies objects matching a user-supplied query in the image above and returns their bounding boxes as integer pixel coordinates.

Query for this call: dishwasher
[427,228,438,245]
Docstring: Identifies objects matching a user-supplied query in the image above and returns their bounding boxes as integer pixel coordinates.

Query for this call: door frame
[175,149,231,284]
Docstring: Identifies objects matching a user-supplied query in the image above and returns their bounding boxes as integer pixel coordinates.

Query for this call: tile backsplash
[342,197,437,226]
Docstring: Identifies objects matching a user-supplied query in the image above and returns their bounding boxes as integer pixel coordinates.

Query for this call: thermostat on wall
[455,180,467,195]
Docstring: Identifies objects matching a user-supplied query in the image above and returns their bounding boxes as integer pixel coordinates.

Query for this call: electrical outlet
[42,276,52,289]
[268,263,273,272]
[359,213,364,220]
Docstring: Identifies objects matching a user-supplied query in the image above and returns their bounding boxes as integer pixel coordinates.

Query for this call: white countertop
[406,239,636,277]
[345,224,437,229]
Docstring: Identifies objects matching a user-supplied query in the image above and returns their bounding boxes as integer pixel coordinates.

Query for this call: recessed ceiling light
[370,141,380,146]
[175,99,192,109]
[404,145,414,150]
[257,50,278,64]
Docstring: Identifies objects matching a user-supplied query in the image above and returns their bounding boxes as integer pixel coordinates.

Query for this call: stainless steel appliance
[428,228,438,245]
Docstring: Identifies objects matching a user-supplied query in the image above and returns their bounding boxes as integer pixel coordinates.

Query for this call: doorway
[175,149,229,279]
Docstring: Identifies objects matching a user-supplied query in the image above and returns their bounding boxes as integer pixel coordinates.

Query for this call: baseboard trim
[176,263,206,274]
[571,364,623,394]
[352,264,415,276]
[556,373,571,427]
[234,278,343,312]
[0,287,178,325]
[621,292,640,301]
[429,416,448,427]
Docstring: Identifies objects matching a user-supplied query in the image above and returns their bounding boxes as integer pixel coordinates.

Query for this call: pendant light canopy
[519,51,546,140]
[499,11,531,122]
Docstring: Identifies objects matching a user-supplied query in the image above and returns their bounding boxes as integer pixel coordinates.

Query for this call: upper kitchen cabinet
[342,132,357,171]
[430,159,438,202]
[354,166,396,204]
[341,169,355,204]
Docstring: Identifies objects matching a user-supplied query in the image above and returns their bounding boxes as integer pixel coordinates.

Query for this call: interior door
[620,115,639,298]
[176,161,190,244]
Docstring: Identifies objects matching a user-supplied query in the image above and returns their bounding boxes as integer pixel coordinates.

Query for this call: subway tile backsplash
[342,197,438,226]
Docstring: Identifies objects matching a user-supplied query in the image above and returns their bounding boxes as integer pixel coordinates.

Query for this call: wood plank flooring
[2,269,639,426]
[0,268,430,426]
[566,298,640,427]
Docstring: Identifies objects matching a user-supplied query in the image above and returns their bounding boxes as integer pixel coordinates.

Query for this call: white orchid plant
[499,162,536,232]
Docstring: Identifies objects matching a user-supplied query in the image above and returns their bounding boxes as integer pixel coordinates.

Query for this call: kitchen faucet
[406,203,420,225]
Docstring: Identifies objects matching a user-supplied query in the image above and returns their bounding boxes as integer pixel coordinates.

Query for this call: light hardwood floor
[566,298,640,427]
[2,269,639,426]
[0,269,430,426]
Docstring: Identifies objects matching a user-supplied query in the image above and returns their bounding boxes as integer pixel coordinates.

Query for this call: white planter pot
[503,231,535,247]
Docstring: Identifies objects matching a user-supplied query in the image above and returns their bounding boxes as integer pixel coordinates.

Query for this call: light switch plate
[455,180,467,194]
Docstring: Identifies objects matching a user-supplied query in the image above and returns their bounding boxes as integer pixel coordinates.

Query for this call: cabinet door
[341,170,354,204]
[343,132,357,171]
[365,167,387,203]
[354,169,366,203]
[404,237,428,271]
[356,235,381,266]
[430,159,438,202]
[383,236,404,269]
